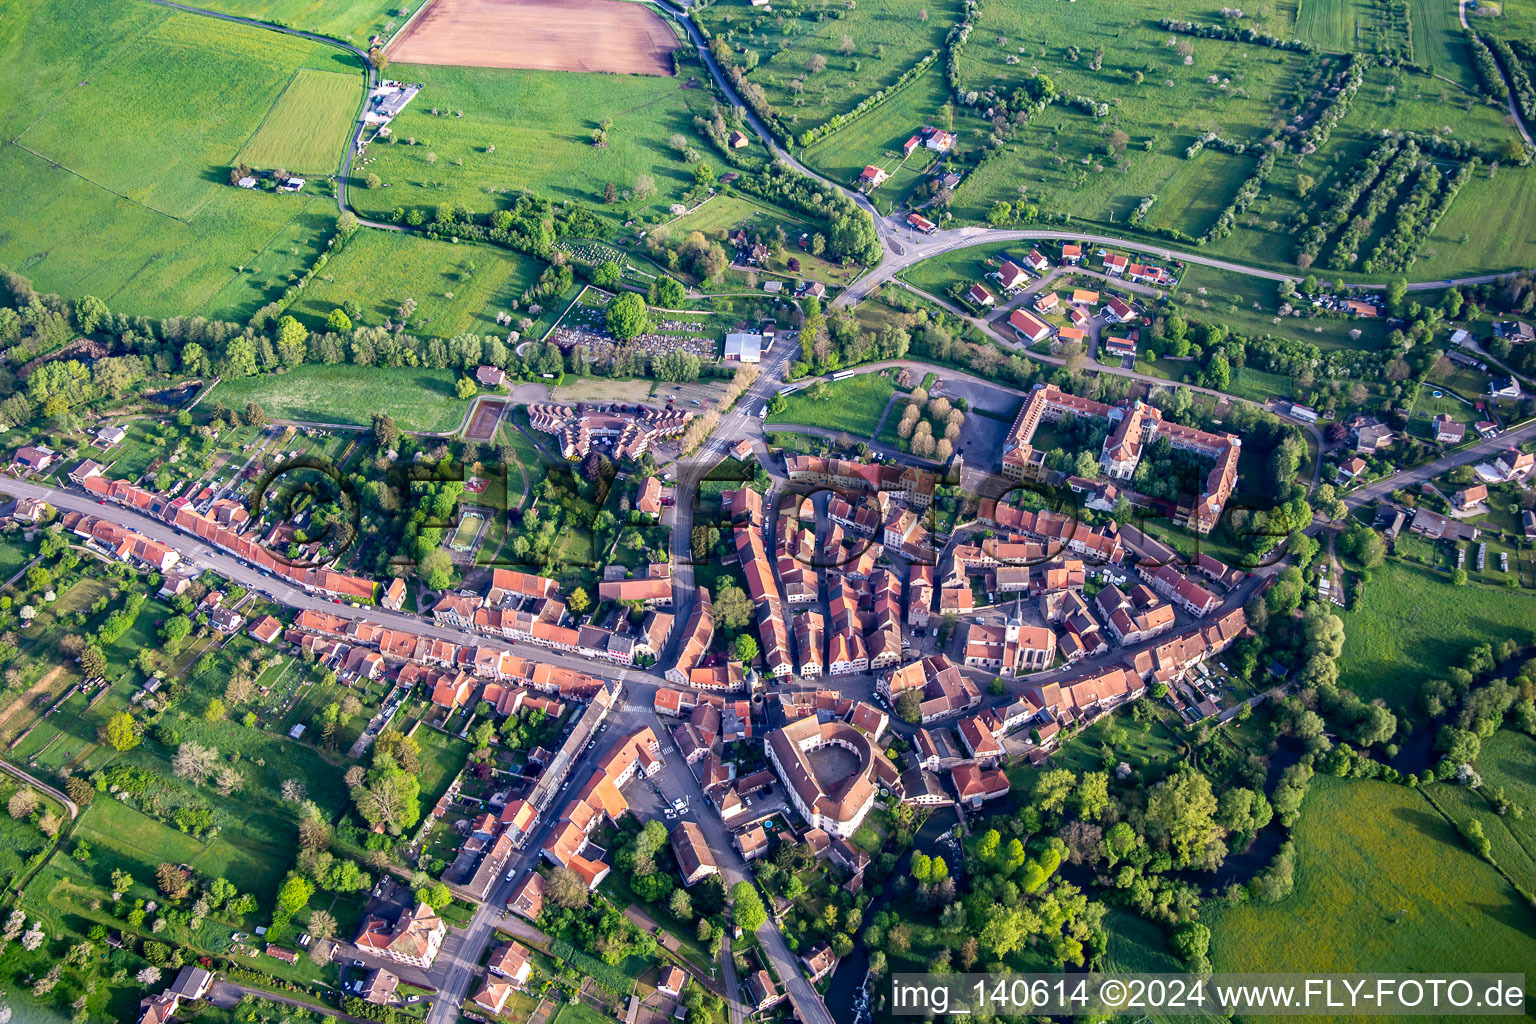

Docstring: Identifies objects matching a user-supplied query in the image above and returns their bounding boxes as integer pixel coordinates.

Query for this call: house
[1033,291,1060,315]
[967,283,996,308]
[1354,422,1394,452]
[168,967,213,1003]
[746,970,784,1011]
[728,130,750,149]
[1024,249,1050,273]
[670,821,719,886]
[382,577,407,610]
[279,176,306,192]
[658,966,687,998]
[923,128,956,153]
[69,459,105,485]
[94,424,128,447]
[1057,326,1086,345]
[507,871,545,920]
[354,902,447,968]
[1103,335,1137,359]
[476,365,506,388]
[1071,288,1099,306]
[358,968,400,1006]
[1336,456,1368,482]
[906,212,936,233]
[473,978,516,1016]
[1433,415,1465,444]
[1495,447,1534,481]
[487,940,534,987]
[950,763,1010,807]
[996,261,1028,291]
[266,945,298,964]
[802,942,837,983]
[1453,484,1488,511]
[1524,510,1536,539]
[1008,308,1052,344]
[1288,403,1318,424]
[1102,253,1129,276]
[236,176,258,188]
[637,476,663,516]
[902,135,922,158]
[10,497,45,523]
[1102,295,1134,322]
[1343,299,1378,317]
[1061,243,1083,264]
[859,165,889,188]
[1489,376,1523,399]
[10,445,57,475]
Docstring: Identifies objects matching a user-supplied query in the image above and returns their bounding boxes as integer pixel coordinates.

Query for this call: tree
[1145,769,1227,870]
[110,869,134,894]
[326,308,353,333]
[1170,921,1212,973]
[606,291,650,342]
[1034,769,1075,815]
[172,743,220,786]
[415,881,453,910]
[351,765,421,835]
[730,634,759,664]
[1073,771,1111,820]
[6,789,38,820]
[156,862,192,901]
[714,583,753,630]
[548,867,590,909]
[669,888,693,920]
[729,881,767,932]
[633,174,657,201]
[568,587,591,614]
[419,548,455,592]
[895,689,923,723]
[104,711,139,751]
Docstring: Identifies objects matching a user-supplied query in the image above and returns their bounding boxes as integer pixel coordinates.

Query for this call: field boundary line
[6,142,195,223]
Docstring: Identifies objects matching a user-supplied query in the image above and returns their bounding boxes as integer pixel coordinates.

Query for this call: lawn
[291,229,555,337]
[765,373,895,436]
[348,59,721,226]
[236,68,363,175]
[209,364,471,432]
[695,0,960,134]
[414,724,470,811]
[1337,559,1536,709]
[1205,776,1536,1002]
[0,0,351,321]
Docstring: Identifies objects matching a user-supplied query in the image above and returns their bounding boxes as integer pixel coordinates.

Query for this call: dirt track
[388,0,680,76]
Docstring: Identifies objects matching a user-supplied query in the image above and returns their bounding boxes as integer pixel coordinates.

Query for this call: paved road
[1461,0,1535,146]
[1342,417,1536,507]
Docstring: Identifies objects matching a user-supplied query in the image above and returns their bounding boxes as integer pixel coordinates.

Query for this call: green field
[172,0,425,43]
[292,228,555,337]
[236,68,362,174]
[349,60,720,225]
[766,373,895,436]
[1296,0,1371,51]
[1427,729,1536,890]
[695,0,959,134]
[1206,776,1536,1005]
[801,65,952,186]
[0,0,352,320]
[210,363,471,432]
[1144,150,1257,240]
[1337,560,1536,709]
[1410,0,1478,88]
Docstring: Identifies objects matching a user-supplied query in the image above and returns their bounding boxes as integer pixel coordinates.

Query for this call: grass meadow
[236,67,363,174]
[349,59,721,225]
[210,364,471,432]
[0,0,353,321]
[801,65,952,186]
[292,228,554,336]
[1205,776,1536,1006]
[695,0,960,133]
[1336,559,1536,709]
[766,372,894,435]
[1410,0,1478,89]
[175,0,428,45]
